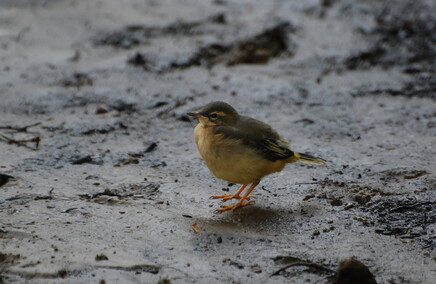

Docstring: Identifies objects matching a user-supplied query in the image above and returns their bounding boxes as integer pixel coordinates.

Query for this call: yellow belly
[194,124,287,184]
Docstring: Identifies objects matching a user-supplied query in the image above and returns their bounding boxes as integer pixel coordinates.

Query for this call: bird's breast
[193,124,287,184]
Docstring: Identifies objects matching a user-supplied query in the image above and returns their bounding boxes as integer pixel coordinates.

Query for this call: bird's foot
[213,194,247,200]
[217,201,252,212]
[213,194,253,201]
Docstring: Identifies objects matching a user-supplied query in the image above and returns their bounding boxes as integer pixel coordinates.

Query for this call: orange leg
[213,184,250,201]
[218,182,259,212]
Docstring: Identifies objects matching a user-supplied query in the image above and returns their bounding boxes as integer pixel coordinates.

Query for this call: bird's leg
[218,182,259,212]
[213,184,250,200]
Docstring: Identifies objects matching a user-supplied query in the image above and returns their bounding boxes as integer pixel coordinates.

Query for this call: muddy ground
[0,0,435,283]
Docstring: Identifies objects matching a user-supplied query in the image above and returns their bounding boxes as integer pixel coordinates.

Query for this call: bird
[187,101,325,212]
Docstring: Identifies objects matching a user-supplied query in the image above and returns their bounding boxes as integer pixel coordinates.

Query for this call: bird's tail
[288,152,326,165]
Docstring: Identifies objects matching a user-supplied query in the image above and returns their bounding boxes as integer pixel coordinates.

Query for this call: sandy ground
[1,0,435,283]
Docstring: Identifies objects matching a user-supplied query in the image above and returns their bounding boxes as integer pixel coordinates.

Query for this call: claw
[213,194,253,201]
[217,201,252,212]
[214,182,259,212]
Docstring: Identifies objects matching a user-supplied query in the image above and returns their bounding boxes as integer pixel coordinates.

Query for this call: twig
[0,122,41,132]
[272,261,335,276]
[0,122,41,149]
[0,130,40,149]
[295,182,319,185]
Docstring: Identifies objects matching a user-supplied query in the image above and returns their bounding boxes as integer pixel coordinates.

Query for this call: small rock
[344,202,355,210]
[95,253,109,261]
[71,155,93,165]
[0,174,13,187]
[331,199,343,206]
[251,264,262,273]
[337,257,377,284]
[120,157,139,165]
[95,107,108,114]
[127,52,153,70]
[354,194,371,205]
[151,101,169,108]
[158,278,171,284]
[144,142,158,153]
[61,72,93,88]
[229,260,244,269]
[303,194,315,201]
[58,269,67,278]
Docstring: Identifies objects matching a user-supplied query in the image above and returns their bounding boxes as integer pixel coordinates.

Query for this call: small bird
[187,101,325,212]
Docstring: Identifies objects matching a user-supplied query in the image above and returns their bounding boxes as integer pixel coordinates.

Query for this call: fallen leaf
[192,222,200,233]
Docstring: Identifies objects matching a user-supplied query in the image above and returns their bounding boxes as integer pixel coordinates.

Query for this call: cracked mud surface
[1,0,435,283]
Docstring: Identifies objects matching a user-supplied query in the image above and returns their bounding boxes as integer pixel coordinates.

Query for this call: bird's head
[187,101,239,126]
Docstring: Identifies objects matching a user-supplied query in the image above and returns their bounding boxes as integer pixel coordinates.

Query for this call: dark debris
[80,121,128,136]
[363,197,436,248]
[272,255,335,277]
[144,142,158,153]
[107,100,137,114]
[90,183,160,200]
[0,174,14,187]
[95,253,109,261]
[2,193,53,206]
[127,52,153,70]
[337,257,377,284]
[60,73,93,88]
[71,155,94,165]
[0,123,41,150]
[93,13,227,49]
[168,22,295,70]
[345,2,436,69]
[345,2,436,98]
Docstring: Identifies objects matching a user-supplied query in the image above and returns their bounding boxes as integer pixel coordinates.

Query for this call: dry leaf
[192,222,200,233]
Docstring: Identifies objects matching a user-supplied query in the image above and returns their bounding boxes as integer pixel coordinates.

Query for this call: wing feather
[213,117,293,161]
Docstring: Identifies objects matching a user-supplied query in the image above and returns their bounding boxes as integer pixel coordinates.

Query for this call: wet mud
[0,0,435,283]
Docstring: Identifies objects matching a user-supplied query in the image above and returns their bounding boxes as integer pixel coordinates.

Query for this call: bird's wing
[213,117,293,161]
[257,138,293,161]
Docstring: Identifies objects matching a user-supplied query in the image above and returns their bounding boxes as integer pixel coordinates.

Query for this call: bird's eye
[210,113,218,119]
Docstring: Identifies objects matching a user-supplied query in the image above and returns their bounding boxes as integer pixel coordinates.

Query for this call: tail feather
[288,152,326,165]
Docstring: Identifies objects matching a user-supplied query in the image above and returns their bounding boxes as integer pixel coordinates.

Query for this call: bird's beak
[187,112,208,125]
[187,112,203,118]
